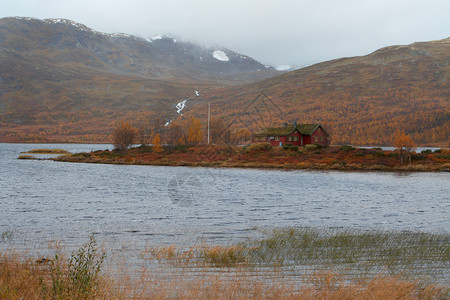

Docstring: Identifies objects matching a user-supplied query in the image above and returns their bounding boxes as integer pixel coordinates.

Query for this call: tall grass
[1,229,449,299]
[1,253,448,299]
[243,228,449,278]
[140,228,449,282]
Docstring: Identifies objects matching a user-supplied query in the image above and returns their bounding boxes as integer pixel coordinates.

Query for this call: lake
[0,143,449,258]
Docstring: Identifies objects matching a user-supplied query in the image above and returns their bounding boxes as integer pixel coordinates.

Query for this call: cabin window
[275,136,280,141]
[293,136,299,141]
[314,136,318,143]
[254,136,266,142]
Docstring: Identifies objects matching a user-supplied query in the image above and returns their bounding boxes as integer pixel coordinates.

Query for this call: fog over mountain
[2,0,449,67]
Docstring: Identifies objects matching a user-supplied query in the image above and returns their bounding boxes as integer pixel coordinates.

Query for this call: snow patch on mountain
[111,33,135,38]
[43,18,93,32]
[276,65,292,71]
[213,50,229,62]
[165,97,190,126]
[176,99,187,115]
[195,90,199,96]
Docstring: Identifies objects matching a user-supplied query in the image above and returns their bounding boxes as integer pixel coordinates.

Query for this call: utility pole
[207,101,210,144]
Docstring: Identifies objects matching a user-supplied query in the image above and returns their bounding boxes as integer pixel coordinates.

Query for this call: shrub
[176,144,189,152]
[137,145,152,153]
[372,147,382,150]
[305,144,318,151]
[376,151,385,157]
[290,145,299,152]
[73,153,92,158]
[244,142,272,153]
[67,235,106,298]
[113,121,137,153]
[339,145,355,151]
[411,153,426,160]
[421,149,432,154]
[436,154,450,160]
[313,143,324,149]
[42,235,106,299]
[283,144,293,150]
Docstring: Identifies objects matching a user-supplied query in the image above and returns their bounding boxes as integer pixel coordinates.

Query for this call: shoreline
[53,155,450,173]
[47,144,450,173]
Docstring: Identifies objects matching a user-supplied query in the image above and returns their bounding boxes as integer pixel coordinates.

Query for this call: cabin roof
[253,124,322,136]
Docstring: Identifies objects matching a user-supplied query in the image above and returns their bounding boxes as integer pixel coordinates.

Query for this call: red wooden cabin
[252,123,329,147]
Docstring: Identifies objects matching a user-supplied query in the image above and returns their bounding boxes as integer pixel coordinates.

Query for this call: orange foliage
[113,121,138,153]
[187,117,204,145]
[152,134,163,153]
[393,130,416,164]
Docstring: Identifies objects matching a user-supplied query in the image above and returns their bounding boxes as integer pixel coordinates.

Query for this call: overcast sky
[2,0,449,67]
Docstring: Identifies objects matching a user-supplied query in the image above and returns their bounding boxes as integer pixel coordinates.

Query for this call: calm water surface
[0,143,449,257]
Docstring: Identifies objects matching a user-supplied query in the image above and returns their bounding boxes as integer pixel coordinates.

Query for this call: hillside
[194,38,449,146]
[0,17,448,146]
[0,17,279,142]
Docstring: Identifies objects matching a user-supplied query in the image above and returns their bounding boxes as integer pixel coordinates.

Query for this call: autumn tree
[113,121,137,153]
[210,117,237,145]
[393,130,416,164]
[167,121,185,146]
[321,121,333,146]
[152,117,163,135]
[188,117,203,145]
[152,133,163,153]
[235,128,252,145]
[137,125,150,146]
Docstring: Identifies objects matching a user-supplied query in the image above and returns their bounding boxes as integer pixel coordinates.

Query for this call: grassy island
[53,143,450,172]
[22,148,72,154]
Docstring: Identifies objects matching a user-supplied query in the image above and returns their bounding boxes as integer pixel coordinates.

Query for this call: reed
[141,228,449,279]
[1,252,448,299]
[1,229,449,298]
[242,228,450,279]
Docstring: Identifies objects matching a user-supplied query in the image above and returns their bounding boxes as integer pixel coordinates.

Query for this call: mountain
[0,17,276,82]
[0,17,448,145]
[194,38,449,146]
[0,17,281,142]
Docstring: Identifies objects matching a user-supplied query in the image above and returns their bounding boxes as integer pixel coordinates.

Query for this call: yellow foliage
[188,117,203,145]
[152,133,163,153]
[393,130,416,164]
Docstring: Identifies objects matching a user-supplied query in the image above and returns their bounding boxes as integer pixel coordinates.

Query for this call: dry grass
[1,230,448,298]
[17,155,36,159]
[22,148,71,154]
[1,252,448,299]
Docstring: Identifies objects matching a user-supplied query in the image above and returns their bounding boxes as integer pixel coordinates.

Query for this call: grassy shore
[22,148,72,154]
[52,144,450,172]
[1,228,448,299]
